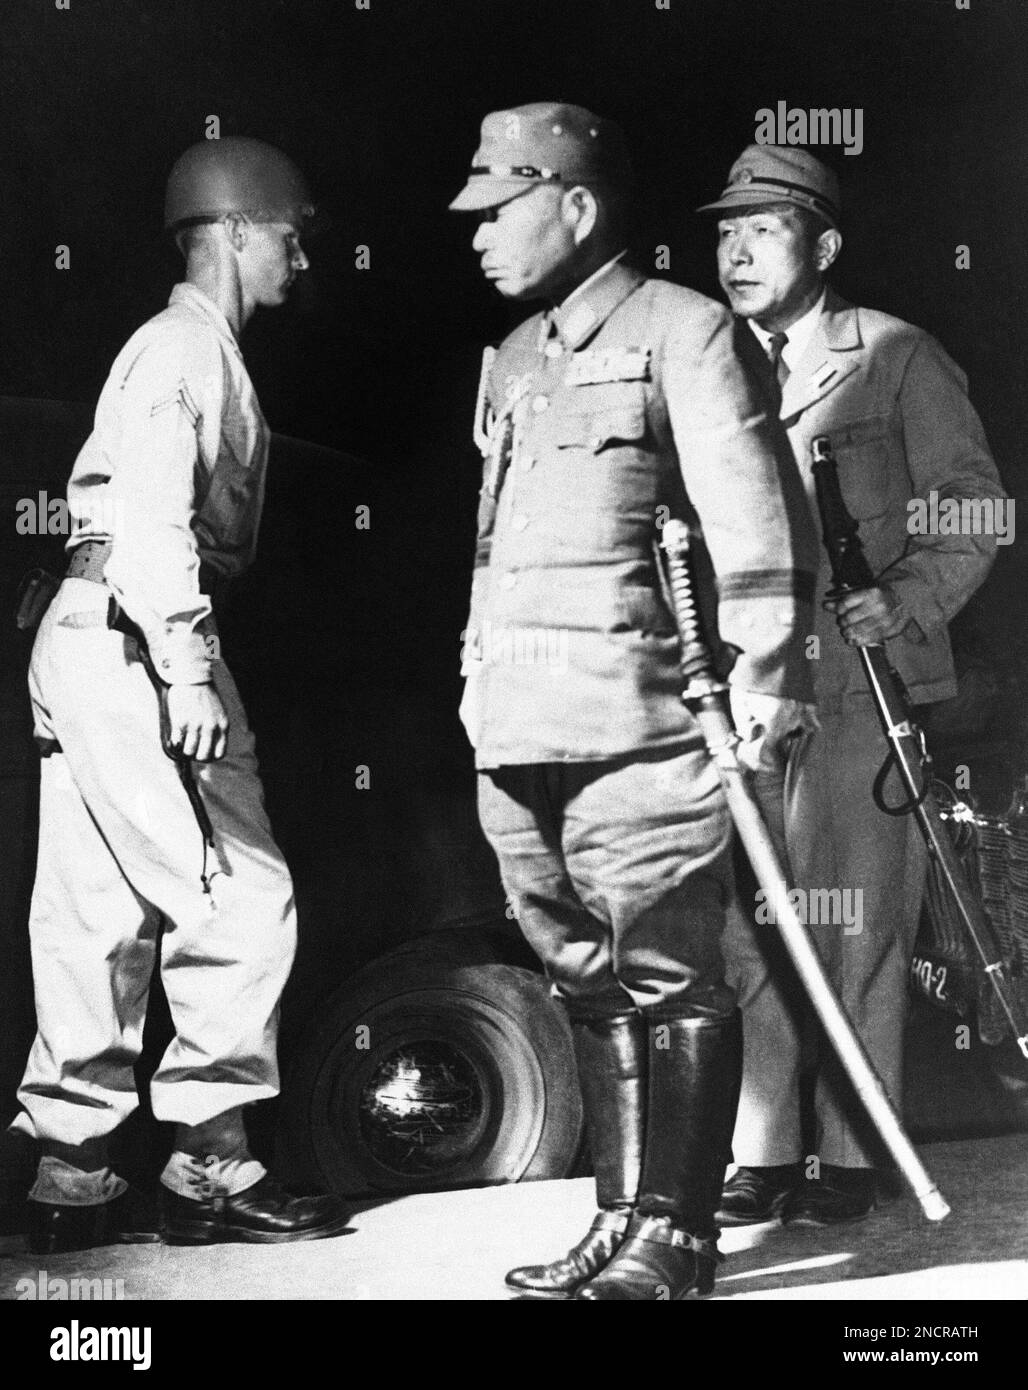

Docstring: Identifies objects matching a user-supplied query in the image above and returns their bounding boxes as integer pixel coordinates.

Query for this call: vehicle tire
[278,938,585,1197]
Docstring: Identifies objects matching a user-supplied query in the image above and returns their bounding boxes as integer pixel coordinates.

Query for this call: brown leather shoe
[162,1174,351,1245]
[716,1164,800,1226]
[782,1166,877,1226]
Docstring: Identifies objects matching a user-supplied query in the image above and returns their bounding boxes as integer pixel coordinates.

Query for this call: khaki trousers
[723,696,927,1168]
[11,579,296,1144]
[478,744,737,1020]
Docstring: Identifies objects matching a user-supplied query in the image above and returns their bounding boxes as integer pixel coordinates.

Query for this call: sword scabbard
[810,435,1028,1057]
[658,511,951,1219]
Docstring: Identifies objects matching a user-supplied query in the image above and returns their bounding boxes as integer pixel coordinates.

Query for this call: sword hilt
[659,521,738,772]
[810,434,877,598]
[659,520,722,691]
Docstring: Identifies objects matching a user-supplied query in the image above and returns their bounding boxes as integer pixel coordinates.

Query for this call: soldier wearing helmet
[10,137,349,1251]
[451,104,819,1300]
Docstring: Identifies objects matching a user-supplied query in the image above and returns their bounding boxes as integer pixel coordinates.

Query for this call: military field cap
[698,144,840,228]
[449,102,632,212]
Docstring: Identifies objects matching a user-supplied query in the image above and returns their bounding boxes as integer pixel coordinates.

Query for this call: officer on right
[699,146,1005,1225]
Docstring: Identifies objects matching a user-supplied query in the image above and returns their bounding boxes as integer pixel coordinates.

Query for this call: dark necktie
[766,331,789,410]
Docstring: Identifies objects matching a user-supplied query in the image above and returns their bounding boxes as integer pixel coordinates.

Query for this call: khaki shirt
[66,283,268,684]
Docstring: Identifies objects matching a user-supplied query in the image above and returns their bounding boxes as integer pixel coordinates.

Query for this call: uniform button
[521,456,536,472]
[500,573,517,590]
[511,514,529,531]
[589,435,602,448]
[160,658,171,670]
[543,341,563,359]
[531,395,549,413]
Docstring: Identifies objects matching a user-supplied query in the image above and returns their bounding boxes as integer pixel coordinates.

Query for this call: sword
[659,518,950,1222]
[810,435,1028,1062]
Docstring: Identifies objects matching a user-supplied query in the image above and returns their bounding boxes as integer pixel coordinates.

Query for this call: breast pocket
[554,405,647,454]
[828,414,894,519]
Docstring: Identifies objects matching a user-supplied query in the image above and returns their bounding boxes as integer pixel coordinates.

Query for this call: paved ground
[2,998,1025,1302]
[1,1132,1025,1301]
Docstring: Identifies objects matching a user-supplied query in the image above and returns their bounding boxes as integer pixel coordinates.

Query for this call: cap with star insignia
[449,102,632,212]
[697,144,841,228]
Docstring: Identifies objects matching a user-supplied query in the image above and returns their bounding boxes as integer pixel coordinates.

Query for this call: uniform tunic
[465,261,817,1017]
[12,283,297,1144]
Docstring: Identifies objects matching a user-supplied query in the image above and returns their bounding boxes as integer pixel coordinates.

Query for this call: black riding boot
[505,1010,646,1297]
[575,1011,742,1301]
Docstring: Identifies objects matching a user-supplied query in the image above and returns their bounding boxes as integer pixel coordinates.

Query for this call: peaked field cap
[697,144,841,227]
[449,102,632,212]
[164,136,315,230]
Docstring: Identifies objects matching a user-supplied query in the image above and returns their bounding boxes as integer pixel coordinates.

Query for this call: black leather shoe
[505,1209,632,1298]
[28,1187,162,1255]
[574,1214,721,1301]
[782,1166,877,1226]
[716,1164,800,1226]
[161,1175,351,1245]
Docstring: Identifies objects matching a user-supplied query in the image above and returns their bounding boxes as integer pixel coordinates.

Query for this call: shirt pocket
[828,414,893,519]
[554,406,647,453]
[553,383,648,454]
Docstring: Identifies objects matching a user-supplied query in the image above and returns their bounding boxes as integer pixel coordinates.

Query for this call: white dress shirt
[747,288,827,375]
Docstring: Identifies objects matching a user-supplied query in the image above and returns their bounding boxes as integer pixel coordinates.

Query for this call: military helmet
[164,136,315,232]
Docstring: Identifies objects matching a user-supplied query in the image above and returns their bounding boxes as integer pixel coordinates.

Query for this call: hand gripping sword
[659,518,950,1221]
[810,435,1028,1063]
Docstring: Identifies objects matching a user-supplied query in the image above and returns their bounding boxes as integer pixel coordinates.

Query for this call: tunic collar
[547,256,645,351]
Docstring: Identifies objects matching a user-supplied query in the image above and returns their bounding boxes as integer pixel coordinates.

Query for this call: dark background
[1,0,1024,454]
[2,0,1025,663]
[1,0,1026,1190]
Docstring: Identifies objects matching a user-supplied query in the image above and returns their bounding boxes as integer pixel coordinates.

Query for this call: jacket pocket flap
[828,414,889,450]
[554,408,646,449]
